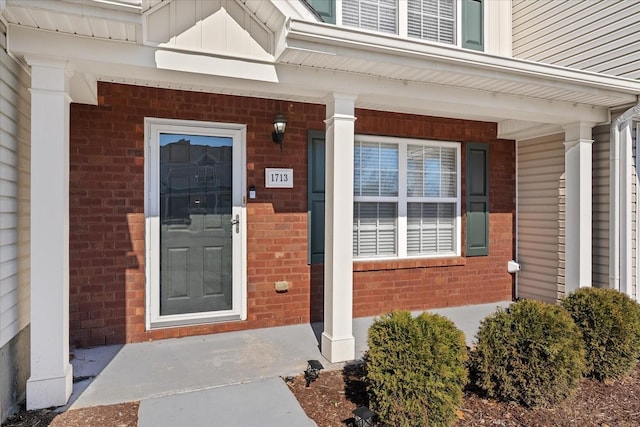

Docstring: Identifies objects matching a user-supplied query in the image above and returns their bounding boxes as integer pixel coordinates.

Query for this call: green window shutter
[462,0,483,51]
[308,0,336,24]
[466,143,489,256]
[308,130,326,264]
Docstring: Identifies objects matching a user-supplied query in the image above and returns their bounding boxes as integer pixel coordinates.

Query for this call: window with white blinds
[353,136,460,259]
[408,0,456,44]
[342,0,397,34]
[337,0,465,48]
[353,141,398,256]
[406,144,457,254]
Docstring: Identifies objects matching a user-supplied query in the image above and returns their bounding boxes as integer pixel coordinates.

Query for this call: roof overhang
[279,20,640,122]
[4,1,640,139]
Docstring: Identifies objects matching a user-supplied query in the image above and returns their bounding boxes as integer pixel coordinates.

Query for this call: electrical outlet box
[275,281,289,292]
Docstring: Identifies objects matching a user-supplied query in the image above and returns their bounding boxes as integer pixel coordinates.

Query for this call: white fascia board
[283,19,640,97]
[6,0,142,18]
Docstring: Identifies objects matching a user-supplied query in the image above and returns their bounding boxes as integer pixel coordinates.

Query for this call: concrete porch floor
[66,301,510,426]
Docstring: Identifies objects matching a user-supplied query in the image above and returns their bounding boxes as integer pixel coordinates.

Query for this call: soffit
[2,0,142,41]
[280,19,640,110]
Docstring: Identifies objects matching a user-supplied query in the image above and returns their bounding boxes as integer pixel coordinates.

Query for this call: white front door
[146,118,246,328]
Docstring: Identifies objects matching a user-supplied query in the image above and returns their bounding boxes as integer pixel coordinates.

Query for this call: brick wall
[70,83,325,347]
[69,83,514,347]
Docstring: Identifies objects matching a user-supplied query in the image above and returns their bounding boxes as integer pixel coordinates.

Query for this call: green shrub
[562,287,640,381]
[365,311,468,427]
[470,299,585,408]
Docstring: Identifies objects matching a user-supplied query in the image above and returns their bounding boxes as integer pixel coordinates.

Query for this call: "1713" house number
[265,168,294,188]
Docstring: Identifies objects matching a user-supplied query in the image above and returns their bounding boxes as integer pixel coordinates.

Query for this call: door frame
[144,118,247,329]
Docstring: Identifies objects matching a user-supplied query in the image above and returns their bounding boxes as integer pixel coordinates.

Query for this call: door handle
[230,214,240,233]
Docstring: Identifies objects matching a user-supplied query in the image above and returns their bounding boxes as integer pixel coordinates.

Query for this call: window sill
[353,257,466,272]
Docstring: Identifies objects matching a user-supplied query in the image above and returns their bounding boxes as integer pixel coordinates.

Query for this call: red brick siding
[69,83,514,347]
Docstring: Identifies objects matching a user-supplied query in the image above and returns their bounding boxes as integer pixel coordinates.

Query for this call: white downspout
[514,139,519,298]
[610,103,640,294]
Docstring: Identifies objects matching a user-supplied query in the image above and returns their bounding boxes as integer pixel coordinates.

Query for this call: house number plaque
[265,168,293,188]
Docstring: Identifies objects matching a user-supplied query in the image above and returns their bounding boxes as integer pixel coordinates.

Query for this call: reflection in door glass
[159,133,233,316]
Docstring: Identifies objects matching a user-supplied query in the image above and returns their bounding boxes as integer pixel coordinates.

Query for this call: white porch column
[322,94,356,363]
[563,122,595,294]
[26,58,73,409]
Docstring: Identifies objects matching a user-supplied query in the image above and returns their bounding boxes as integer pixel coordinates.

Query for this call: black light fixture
[272,113,287,151]
[304,359,323,387]
[352,406,377,427]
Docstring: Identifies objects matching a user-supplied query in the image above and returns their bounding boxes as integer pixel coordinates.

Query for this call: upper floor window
[343,0,397,34]
[307,0,483,51]
[407,0,455,45]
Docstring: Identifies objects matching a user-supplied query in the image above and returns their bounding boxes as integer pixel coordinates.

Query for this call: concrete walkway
[67,301,510,426]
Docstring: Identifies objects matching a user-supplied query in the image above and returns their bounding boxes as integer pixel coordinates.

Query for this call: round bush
[470,300,585,408]
[562,287,640,381]
[365,311,468,427]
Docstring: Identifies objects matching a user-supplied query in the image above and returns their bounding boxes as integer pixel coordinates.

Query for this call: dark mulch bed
[287,363,640,426]
[2,402,138,427]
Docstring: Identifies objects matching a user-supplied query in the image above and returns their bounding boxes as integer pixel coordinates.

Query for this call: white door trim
[144,118,247,329]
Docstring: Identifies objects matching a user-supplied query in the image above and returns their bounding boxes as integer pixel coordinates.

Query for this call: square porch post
[25,58,73,409]
[563,122,595,294]
[322,94,356,363]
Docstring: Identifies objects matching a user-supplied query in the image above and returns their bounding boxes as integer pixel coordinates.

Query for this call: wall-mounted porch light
[272,113,287,151]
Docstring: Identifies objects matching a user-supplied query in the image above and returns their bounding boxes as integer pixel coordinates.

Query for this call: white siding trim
[620,120,634,297]
[633,122,638,300]
[609,105,640,300]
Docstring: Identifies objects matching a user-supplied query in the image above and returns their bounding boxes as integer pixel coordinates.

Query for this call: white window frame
[354,135,461,261]
[336,0,463,48]
[144,118,247,330]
